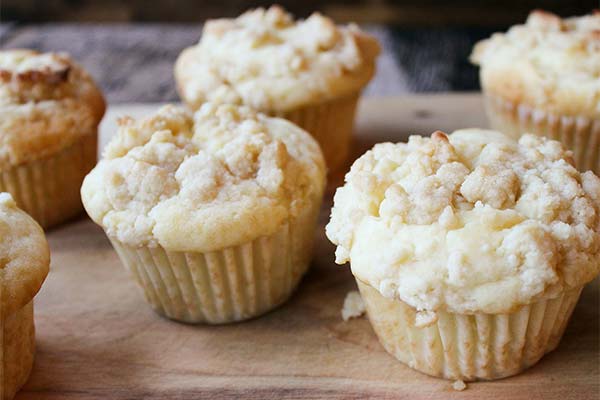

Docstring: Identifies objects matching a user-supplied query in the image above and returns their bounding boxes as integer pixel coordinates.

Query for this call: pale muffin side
[0,192,50,399]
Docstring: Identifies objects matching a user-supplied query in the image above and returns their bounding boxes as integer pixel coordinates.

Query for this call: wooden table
[17,94,599,399]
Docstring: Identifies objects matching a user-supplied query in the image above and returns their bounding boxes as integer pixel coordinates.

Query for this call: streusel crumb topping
[471,10,600,117]
[82,103,326,251]
[175,6,380,112]
[327,129,600,313]
[0,49,105,169]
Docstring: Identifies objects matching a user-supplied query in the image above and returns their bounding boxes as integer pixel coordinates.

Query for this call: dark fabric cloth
[0,23,501,102]
[389,27,500,92]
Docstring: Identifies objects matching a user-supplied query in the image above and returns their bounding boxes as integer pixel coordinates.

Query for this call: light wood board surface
[16,94,599,399]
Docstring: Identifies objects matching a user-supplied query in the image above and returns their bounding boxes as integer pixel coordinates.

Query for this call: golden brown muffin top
[0,193,49,315]
[0,49,105,170]
[471,10,600,118]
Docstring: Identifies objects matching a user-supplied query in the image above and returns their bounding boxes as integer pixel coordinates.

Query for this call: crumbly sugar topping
[0,49,105,168]
[82,103,326,251]
[471,10,600,117]
[341,290,366,321]
[326,129,600,313]
[175,6,380,112]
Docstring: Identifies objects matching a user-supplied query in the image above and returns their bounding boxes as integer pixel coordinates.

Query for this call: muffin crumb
[452,380,467,391]
[342,291,365,321]
[415,310,438,328]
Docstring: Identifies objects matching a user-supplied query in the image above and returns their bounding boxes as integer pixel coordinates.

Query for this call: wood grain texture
[16,95,599,399]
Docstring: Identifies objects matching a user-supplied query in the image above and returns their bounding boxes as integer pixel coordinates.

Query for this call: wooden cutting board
[16,94,599,399]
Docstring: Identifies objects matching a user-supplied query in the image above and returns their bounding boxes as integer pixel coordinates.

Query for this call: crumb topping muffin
[82,103,325,252]
[471,10,600,118]
[82,102,325,323]
[327,129,600,314]
[0,192,49,314]
[0,49,105,169]
[175,5,380,112]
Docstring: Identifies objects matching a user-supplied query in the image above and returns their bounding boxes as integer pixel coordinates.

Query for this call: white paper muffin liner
[280,92,360,172]
[484,94,600,174]
[108,202,320,324]
[357,280,583,381]
[0,301,35,400]
[0,133,97,229]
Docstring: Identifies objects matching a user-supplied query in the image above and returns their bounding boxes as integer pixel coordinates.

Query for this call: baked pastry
[471,10,600,174]
[326,129,600,380]
[0,192,50,399]
[81,103,326,324]
[0,49,105,228]
[175,6,380,172]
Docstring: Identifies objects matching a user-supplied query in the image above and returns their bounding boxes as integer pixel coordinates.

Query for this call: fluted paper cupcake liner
[484,94,600,174]
[109,203,320,324]
[0,301,35,400]
[357,280,582,381]
[280,93,360,172]
[0,133,97,229]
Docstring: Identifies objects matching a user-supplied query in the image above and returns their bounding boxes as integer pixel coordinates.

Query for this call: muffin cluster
[0,6,599,398]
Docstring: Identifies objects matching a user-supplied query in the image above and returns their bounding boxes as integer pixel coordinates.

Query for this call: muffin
[0,49,105,228]
[326,129,600,380]
[81,103,326,324]
[0,192,50,399]
[175,5,380,172]
[471,10,600,174]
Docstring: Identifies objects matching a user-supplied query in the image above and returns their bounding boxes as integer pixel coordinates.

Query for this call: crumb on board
[415,310,438,328]
[341,291,366,321]
[452,380,467,391]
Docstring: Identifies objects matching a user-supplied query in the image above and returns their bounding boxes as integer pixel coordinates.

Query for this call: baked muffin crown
[175,5,380,112]
[471,10,600,118]
[326,129,600,314]
[0,49,105,169]
[0,192,49,315]
[82,103,326,252]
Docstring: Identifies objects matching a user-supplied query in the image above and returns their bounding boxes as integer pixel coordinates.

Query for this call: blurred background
[0,0,595,103]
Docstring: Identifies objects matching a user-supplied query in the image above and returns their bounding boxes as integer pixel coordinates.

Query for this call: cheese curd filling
[327,129,600,314]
